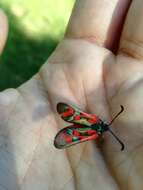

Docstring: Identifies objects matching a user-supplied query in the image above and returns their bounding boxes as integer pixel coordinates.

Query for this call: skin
[0,0,143,189]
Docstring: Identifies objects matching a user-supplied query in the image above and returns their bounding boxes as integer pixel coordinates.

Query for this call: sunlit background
[0,0,75,90]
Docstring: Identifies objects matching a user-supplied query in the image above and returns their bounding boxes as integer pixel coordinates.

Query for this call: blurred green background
[0,0,75,91]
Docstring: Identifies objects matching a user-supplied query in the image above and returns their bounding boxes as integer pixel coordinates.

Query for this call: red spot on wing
[74,115,81,120]
[62,107,74,117]
[65,135,72,143]
[88,118,97,123]
[88,115,99,124]
[73,130,80,136]
[87,130,97,135]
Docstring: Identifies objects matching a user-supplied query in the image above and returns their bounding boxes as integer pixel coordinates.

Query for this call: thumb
[0,10,8,54]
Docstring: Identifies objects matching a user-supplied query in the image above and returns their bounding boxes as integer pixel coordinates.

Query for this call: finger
[119,0,143,59]
[66,0,131,51]
[0,10,8,54]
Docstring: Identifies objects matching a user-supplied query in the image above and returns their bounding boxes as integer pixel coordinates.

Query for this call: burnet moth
[54,102,125,151]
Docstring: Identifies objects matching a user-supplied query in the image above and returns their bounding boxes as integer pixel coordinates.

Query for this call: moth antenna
[107,105,125,151]
[108,128,124,151]
[109,105,124,125]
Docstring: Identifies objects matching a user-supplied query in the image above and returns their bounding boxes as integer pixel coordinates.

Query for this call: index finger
[66,0,131,52]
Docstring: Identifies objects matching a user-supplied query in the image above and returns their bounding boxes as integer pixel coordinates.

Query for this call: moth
[54,102,124,151]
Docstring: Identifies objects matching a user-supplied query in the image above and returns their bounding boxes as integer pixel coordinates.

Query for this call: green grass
[0,0,75,90]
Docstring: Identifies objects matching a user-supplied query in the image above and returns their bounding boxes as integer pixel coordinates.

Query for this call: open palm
[0,1,143,190]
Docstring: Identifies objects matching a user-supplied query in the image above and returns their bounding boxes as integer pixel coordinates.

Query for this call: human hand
[0,1,143,190]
